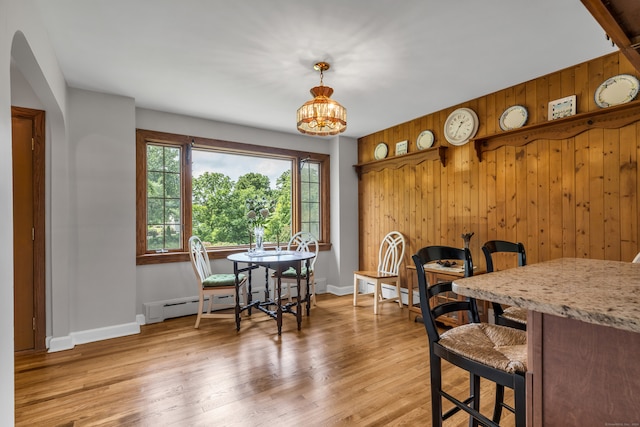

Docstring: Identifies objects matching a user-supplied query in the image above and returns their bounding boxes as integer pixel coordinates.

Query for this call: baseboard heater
[143,289,263,324]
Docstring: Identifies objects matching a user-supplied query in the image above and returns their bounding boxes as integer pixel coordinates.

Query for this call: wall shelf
[353,146,447,178]
[473,100,640,161]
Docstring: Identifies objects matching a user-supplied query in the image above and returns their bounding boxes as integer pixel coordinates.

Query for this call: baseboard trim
[47,321,141,353]
[327,284,353,296]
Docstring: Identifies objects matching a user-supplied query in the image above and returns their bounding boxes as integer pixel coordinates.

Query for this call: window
[136,129,330,264]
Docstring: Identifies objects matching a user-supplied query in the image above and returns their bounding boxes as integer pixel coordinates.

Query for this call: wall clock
[443,107,479,146]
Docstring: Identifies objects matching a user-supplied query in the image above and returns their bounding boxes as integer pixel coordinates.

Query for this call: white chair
[633,252,640,263]
[278,231,319,306]
[188,236,247,328]
[353,231,406,314]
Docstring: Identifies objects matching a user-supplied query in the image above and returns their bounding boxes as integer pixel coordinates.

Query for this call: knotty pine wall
[356,51,640,279]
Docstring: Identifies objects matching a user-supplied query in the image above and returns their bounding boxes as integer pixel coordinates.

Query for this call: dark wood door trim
[12,106,46,353]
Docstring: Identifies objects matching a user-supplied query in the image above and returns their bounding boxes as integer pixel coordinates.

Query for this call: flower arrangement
[246,197,272,251]
[246,197,271,228]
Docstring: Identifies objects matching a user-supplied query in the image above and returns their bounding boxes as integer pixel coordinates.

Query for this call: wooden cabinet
[406,264,487,326]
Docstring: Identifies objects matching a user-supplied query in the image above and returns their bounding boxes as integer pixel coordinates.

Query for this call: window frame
[136,129,331,264]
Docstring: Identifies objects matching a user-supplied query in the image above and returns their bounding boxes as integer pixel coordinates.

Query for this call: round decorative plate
[374,142,388,160]
[595,74,640,108]
[499,105,528,131]
[416,130,435,150]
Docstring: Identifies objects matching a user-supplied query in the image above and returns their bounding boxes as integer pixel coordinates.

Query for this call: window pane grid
[301,162,320,238]
[146,145,182,252]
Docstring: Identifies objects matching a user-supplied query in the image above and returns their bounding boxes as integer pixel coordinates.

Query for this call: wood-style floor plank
[15,295,515,426]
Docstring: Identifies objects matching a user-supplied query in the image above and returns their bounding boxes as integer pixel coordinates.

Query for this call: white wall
[3,1,69,424]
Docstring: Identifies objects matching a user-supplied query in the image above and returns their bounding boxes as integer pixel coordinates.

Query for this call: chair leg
[395,280,403,308]
[353,276,359,306]
[492,384,505,423]
[514,373,526,427]
[430,354,444,427]
[195,294,204,329]
[470,374,481,427]
[311,280,317,306]
[373,280,380,315]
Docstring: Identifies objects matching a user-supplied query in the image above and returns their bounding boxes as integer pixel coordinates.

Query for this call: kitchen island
[451,258,640,426]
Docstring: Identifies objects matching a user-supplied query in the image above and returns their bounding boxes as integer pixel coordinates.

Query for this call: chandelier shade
[296,62,347,136]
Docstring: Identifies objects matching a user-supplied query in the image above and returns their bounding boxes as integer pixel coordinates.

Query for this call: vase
[254,226,265,252]
[461,232,474,249]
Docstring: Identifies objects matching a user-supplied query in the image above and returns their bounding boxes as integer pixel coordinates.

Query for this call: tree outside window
[136,129,330,264]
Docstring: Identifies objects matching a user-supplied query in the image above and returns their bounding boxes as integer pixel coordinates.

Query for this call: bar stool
[413,245,527,426]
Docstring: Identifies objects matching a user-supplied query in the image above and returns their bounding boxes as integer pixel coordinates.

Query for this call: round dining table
[227,250,316,334]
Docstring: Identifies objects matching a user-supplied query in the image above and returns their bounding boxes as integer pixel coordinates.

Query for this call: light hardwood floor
[15,294,515,426]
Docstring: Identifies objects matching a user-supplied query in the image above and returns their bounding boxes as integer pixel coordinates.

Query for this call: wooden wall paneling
[505,145,517,243]
[586,58,606,260]
[424,160,433,247]
[526,141,539,263]
[356,52,640,273]
[604,128,621,260]
[495,146,507,241]
[461,145,472,242]
[451,145,461,246]
[575,132,591,258]
[515,145,528,252]
[486,149,497,240]
[470,100,483,259]
[589,129,606,259]
[432,157,442,246]
[548,138,564,260]
[618,124,638,261]
[408,164,417,264]
[537,139,550,261]
[561,138,577,258]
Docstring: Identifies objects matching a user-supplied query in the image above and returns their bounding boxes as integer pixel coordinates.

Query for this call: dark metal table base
[231,255,312,335]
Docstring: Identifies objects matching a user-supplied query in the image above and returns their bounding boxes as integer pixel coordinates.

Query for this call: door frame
[12,106,46,353]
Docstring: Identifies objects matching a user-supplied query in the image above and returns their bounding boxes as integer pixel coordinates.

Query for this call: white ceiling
[32,0,617,139]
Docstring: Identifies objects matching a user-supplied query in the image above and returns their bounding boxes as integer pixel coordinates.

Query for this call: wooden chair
[482,240,527,330]
[413,246,527,427]
[188,236,247,328]
[278,231,319,306]
[353,231,406,314]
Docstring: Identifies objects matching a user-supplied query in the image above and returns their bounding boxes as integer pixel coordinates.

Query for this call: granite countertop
[452,257,640,333]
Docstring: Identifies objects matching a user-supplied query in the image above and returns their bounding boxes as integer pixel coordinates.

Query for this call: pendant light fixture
[296,62,347,136]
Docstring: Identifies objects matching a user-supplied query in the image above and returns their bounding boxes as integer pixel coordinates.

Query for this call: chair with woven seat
[189,236,248,328]
[278,231,319,306]
[482,240,527,330]
[413,245,527,427]
[353,231,406,314]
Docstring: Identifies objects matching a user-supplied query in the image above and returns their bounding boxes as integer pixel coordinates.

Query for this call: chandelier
[296,62,347,136]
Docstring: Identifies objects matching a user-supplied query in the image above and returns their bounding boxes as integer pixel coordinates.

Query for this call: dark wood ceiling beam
[581,0,640,72]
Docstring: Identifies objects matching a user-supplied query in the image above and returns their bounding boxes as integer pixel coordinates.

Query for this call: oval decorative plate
[416,130,435,150]
[499,105,528,131]
[374,142,388,160]
[595,74,640,108]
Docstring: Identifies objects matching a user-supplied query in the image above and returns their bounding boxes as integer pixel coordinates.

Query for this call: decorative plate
[499,105,528,131]
[416,130,435,150]
[374,142,388,160]
[594,74,640,108]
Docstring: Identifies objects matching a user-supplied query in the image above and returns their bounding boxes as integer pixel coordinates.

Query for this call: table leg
[305,258,311,317]
[276,269,283,335]
[233,261,242,331]
[296,261,302,330]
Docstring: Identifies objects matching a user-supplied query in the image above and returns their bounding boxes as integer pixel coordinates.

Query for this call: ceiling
[32,0,618,139]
